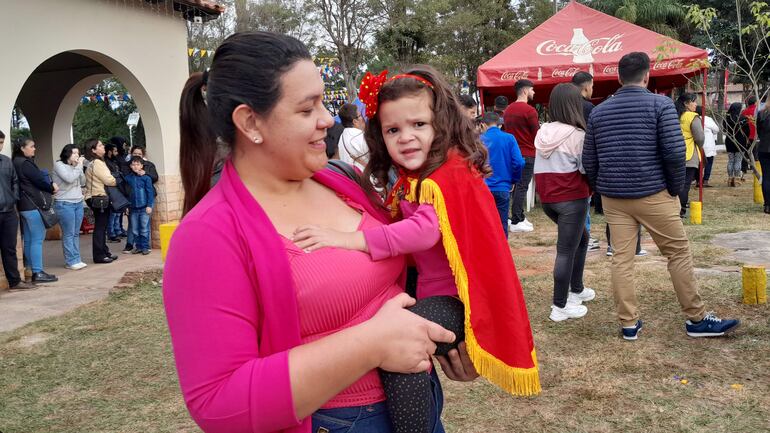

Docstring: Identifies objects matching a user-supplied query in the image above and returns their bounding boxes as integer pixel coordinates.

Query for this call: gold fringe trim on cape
[405,178,541,396]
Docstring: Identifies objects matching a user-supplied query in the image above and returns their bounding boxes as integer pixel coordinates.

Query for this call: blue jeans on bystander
[19,210,46,273]
[490,190,510,238]
[55,200,84,266]
[129,208,151,251]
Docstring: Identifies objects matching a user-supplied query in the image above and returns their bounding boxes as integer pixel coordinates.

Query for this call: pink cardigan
[163,161,392,433]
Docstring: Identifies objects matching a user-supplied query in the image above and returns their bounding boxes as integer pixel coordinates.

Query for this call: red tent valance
[477,1,708,105]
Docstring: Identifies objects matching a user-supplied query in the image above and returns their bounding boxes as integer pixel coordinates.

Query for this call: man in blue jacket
[480,112,524,238]
[583,52,739,340]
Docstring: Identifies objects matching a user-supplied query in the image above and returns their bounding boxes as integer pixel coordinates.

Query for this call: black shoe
[131,249,142,255]
[110,254,119,260]
[107,237,121,243]
[141,250,151,255]
[764,205,770,214]
[32,271,58,283]
[95,257,114,264]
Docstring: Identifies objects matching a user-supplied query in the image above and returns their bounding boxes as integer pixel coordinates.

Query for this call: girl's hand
[293,225,367,253]
[436,342,480,382]
[145,207,152,215]
[362,293,456,374]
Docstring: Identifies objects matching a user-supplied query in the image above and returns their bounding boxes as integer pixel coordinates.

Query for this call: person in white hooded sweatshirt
[534,83,596,322]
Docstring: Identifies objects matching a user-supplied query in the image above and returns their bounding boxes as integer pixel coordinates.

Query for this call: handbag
[86,163,113,211]
[106,185,130,212]
[22,190,59,229]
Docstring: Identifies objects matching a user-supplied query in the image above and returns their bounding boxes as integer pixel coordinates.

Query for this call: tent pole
[699,68,707,204]
[479,88,485,114]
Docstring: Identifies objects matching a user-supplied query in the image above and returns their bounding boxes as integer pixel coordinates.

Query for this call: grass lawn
[1,155,769,432]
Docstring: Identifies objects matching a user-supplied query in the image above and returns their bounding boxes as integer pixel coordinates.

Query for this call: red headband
[358,71,434,118]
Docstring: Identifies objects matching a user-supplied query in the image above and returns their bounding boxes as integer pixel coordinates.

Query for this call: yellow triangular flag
[201,50,207,57]
[188,48,194,56]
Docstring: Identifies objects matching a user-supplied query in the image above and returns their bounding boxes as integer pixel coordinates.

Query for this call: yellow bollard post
[753,161,763,204]
[689,201,702,225]
[742,265,767,304]
[159,221,180,262]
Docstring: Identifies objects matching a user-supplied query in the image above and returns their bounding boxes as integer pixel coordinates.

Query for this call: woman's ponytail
[179,72,217,215]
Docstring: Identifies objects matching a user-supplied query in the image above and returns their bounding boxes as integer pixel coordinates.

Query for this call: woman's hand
[145,207,153,215]
[362,293,456,374]
[52,183,59,194]
[436,342,480,382]
[293,225,367,253]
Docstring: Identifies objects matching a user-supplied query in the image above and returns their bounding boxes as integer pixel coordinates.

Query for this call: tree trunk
[235,0,250,32]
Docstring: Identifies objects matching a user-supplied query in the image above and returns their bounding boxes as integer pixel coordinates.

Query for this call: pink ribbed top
[283,197,404,408]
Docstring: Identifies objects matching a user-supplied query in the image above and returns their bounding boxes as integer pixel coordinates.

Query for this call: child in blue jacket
[125,156,155,255]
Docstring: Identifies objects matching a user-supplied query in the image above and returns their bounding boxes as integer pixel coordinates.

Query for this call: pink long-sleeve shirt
[363,201,457,299]
[163,162,401,433]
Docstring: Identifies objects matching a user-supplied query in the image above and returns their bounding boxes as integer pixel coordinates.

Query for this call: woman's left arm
[690,118,705,147]
[21,160,54,193]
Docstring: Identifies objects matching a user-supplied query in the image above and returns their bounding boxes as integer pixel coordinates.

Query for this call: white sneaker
[66,262,87,271]
[636,249,648,257]
[550,304,588,322]
[509,221,534,233]
[522,218,534,229]
[568,288,596,305]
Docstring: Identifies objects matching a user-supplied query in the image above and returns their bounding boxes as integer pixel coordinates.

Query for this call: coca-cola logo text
[551,67,581,78]
[500,71,529,81]
[537,34,624,58]
[652,59,684,70]
[602,65,618,75]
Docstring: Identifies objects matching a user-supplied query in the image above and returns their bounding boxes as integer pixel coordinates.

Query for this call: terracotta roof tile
[176,0,226,15]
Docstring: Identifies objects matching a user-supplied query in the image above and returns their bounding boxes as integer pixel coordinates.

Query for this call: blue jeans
[129,208,151,251]
[312,368,445,433]
[108,211,125,238]
[55,201,84,266]
[19,210,45,273]
[490,190,510,238]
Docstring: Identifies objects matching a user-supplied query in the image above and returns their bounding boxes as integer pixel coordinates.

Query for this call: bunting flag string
[188,47,215,58]
[80,93,132,104]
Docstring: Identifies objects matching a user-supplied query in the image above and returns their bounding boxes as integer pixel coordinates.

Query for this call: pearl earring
[254,137,261,144]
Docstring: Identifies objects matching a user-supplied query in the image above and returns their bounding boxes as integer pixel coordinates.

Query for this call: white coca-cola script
[536,33,624,58]
[500,71,530,81]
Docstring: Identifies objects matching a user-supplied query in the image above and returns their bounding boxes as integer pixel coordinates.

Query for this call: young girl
[294,66,540,433]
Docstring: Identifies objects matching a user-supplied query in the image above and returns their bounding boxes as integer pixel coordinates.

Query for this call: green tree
[72,79,146,149]
[686,0,770,178]
[583,0,691,41]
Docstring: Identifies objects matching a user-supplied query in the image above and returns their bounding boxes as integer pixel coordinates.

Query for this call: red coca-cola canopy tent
[477,1,709,106]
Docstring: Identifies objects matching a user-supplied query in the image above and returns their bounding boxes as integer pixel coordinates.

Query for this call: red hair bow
[359,70,389,119]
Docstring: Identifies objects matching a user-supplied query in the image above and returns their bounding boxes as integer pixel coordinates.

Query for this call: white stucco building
[0,0,224,287]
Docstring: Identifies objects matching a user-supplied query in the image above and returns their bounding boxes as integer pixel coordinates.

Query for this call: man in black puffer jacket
[583,52,739,341]
[0,131,34,290]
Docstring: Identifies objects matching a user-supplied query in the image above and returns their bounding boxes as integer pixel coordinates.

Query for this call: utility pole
[554,0,558,14]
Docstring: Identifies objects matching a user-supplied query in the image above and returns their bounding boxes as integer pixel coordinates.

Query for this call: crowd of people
[0,132,157,291]
[158,31,759,433]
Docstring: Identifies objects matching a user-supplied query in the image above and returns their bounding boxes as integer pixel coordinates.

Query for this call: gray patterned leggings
[380,295,464,433]
[727,152,743,178]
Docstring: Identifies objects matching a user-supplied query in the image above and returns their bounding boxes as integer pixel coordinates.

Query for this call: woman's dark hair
[675,92,698,118]
[727,102,743,120]
[84,138,102,160]
[363,65,490,204]
[338,103,360,128]
[12,137,33,158]
[59,144,80,162]
[179,31,312,215]
[458,94,476,109]
[129,155,145,166]
[130,145,147,156]
[548,83,586,130]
